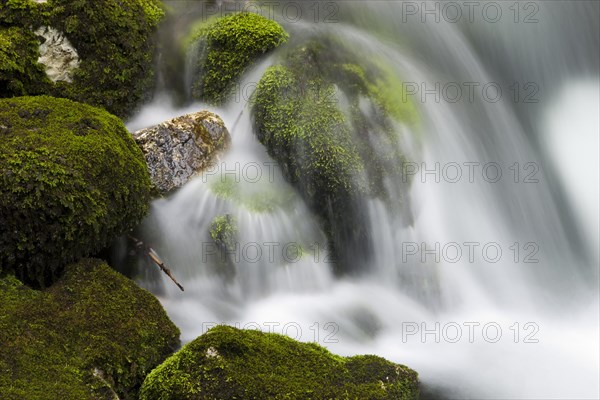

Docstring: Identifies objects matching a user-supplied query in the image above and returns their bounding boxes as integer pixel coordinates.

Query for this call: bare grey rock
[35,26,79,82]
[132,111,230,194]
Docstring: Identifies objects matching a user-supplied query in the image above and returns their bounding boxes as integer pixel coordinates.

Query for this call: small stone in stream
[132,111,231,194]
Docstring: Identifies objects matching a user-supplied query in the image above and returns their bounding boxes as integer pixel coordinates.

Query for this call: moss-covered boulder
[186,12,288,104]
[0,96,151,286]
[252,64,367,274]
[251,36,416,274]
[140,325,419,399]
[0,0,164,117]
[0,258,180,400]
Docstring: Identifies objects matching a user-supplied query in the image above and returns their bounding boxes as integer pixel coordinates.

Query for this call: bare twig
[128,235,184,291]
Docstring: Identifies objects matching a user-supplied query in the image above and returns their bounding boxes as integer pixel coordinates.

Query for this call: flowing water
[124,2,599,398]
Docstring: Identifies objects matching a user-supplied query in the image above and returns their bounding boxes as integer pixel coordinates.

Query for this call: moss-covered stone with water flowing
[187,12,288,104]
[252,36,417,273]
[139,325,419,399]
[0,0,164,117]
[253,64,366,196]
[0,258,180,400]
[0,96,151,286]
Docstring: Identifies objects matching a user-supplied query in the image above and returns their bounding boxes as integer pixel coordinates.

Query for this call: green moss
[139,325,419,399]
[251,35,417,273]
[367,59,419,126]
[252,65,366,196]
[49,0,164,117]
[0,96,151,287]
[210,174,236,198]
[209,214,237,251]
[0,26,50,96]
[345,355,420,399]
[251,62,368,274]
[183,15,221,50]
[210,175,296,213]
[0,0,44,27]
[188,12,288,104]
[208,214,238,279]
[0,258,180,400]
[0,0,164,117]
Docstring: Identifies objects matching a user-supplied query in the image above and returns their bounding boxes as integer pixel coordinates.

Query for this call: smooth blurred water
[126,2,599,398]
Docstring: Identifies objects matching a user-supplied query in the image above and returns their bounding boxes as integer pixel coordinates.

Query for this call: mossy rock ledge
[140,325,419,400]
[186,12,288,104]
[0,0,164,117]
[0,96,151,286]
[0,258,180,400]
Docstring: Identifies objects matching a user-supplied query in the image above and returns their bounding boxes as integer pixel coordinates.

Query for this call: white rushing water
[126,2,599,398]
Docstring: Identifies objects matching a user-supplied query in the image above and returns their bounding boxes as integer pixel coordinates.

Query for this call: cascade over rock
[251,35,416,274]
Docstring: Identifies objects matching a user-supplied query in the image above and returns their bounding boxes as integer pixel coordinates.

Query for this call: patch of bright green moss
[0,96,151,287]
[188,12,288,104]
[368,58,419,126]
[139,325,419,399]
[0,258,180,400]
[252,58,374,274]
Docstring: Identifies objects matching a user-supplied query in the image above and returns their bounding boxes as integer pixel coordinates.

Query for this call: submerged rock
[209,214,238,280]
[140,325,419,399]
[132,111,230,194]
[251,35,417,274]
[0,258,180,400]
[209,214,237,253]
[35,26,80,82]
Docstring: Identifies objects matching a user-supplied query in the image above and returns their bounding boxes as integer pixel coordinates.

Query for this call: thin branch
[128,235,184,291]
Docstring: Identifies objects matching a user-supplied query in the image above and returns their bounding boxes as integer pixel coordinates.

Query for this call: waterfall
[125,1,599,398]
